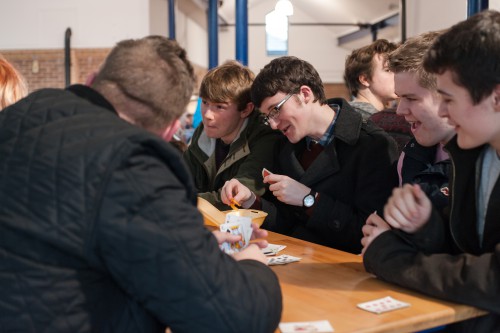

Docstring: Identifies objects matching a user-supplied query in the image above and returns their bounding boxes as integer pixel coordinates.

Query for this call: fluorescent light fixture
[275,0,293,16]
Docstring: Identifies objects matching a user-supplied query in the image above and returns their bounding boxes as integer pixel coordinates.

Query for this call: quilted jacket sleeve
[90,138,282,333]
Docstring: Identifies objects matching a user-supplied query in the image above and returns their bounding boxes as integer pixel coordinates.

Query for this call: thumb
[412,184,428,207]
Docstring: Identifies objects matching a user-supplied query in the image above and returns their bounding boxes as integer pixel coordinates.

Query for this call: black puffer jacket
[400,138,451,211]
[0,85,282,333]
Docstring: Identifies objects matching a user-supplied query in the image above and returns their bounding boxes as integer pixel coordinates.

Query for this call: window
[265,10,288,56]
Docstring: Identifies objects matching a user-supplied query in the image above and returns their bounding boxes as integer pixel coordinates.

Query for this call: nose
[395,99,409,116]
[202,105,214,120]
[438,101,448,118]
[268,117,280,130]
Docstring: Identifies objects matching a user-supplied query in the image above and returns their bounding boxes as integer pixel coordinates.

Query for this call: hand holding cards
[262,168,276,184]
[219,213,253,255]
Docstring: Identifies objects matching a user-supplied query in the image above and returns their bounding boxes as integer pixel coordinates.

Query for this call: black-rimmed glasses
[263,93,294,125]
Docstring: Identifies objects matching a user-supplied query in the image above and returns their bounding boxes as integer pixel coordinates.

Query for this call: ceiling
[216,0,401,49]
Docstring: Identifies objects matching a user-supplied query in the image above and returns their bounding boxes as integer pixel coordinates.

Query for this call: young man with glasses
[222,56,399,254]
[184,60,282,209]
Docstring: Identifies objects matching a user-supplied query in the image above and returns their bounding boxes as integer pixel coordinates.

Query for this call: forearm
[364,232,500,314]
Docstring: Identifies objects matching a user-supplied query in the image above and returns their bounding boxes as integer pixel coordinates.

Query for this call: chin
[457,136,482,150]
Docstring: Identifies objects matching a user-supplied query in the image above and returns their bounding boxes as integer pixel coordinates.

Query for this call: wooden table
[267,231,487,333]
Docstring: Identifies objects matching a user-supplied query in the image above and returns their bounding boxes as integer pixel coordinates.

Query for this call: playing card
[219,215,252,255]
[357,296,410,314]
[262,243,287,256]
[268,254,301,265]
[262,167,272,178]
[279,320,334,333]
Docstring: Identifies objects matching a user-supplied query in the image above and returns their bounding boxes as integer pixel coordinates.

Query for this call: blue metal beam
[168,0,176,40]
[235,0,248,66]
[208,0,219,69]
[468,0,489,17]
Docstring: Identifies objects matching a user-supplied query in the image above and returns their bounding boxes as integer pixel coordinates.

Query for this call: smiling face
[259,92,307,143]
[436,70,500,152]
[201,99,249,144]
[395,71,455,146]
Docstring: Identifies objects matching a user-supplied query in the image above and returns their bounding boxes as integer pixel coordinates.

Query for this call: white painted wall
[0,0,149,49]
[218,4,352,83]
[1,0,498,83]
[406,0,467,37]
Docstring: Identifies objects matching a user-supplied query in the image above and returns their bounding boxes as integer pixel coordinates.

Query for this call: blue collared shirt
[306,103,340,150]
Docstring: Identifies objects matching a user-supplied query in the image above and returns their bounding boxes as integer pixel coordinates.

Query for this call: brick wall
[1,48,207,95]
[0,48,346,99]
[324,83,350,101]
[0,48,109,93]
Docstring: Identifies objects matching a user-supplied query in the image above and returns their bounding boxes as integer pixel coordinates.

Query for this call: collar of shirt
[306,103,340,150]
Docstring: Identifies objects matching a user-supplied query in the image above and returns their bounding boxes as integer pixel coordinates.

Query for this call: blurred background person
[0,55,28,110]
[344,39,398,119]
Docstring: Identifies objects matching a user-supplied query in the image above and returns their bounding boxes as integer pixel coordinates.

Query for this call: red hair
[0,56,28,109]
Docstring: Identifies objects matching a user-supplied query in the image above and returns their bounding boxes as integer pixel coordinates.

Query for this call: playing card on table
[219,215,252,255]
[279,320,334,333]
[268,254,301,265]
[262,243,287,256]
[357,296,410,314]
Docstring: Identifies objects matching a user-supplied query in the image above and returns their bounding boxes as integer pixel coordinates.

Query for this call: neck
[308,104,335,140]
[354,91,384,111]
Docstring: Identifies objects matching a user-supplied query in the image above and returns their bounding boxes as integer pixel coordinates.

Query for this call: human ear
[298,85,313,104]
[493,84,500,112]
[358,74,370,87]
[240,102,254,118]
[161,119,181,141]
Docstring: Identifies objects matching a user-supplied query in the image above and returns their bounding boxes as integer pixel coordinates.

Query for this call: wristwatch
[303,189,317,208]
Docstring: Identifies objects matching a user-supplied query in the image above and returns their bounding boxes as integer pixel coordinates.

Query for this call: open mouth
[407,121,421,133]
[281,125,291,135]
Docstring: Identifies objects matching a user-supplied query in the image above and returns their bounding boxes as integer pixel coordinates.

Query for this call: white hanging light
[275,0,293,16]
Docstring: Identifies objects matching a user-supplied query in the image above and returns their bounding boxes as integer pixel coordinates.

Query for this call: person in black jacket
[221,56,398,254]
[0,36,282,333]
[361,10,500,332]
[387,31,455,213]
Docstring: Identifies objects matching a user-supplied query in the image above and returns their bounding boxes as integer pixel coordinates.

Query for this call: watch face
[303,194,315,207]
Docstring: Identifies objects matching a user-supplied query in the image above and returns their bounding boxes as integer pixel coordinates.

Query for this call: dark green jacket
[184,111,282,210]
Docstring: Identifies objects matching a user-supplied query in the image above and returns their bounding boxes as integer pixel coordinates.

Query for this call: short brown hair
[199,60,255,112]
[388,31,442,91]
[93,36,195,131]
[344,39,397,97]
[251,56,326,108]
[0,56,28,109]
